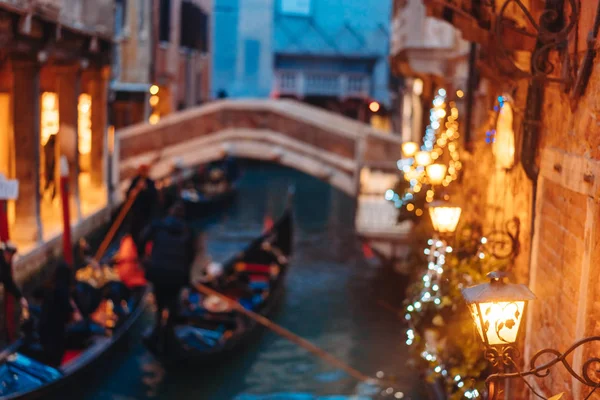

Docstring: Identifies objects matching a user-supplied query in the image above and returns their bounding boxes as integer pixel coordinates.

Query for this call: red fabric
[362,243,374,259]
[0,200,8,241]
[115,235,148,288]
[239,263,271,274]
[4,294,15,341]
[263,215,274,232]
[248,275,269,283]
[145,241,153,255]
[61,350,82,365]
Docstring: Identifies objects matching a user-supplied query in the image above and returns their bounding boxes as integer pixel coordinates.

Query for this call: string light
[385,89,463,214]
[402,235,488,399]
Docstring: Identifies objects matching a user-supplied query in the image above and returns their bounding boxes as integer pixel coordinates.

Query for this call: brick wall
[530,180,586,396]
[454,81,534,284]
[119,0,152,85]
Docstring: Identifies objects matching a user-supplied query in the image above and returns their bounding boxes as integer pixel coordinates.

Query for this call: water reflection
[85,161,425,400]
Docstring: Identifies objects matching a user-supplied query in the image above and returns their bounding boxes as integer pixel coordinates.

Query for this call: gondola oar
[94,152,162,261]
[193,282,385,385]
[0,338,23,365]
[94,179,145,261]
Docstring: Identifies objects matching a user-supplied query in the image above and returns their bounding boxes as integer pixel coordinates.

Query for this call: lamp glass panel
[402,142,419,157]
[469,301,525,345]
[428,206,461,233]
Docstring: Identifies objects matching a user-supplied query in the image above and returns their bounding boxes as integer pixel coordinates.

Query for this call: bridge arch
[114,99,402,199]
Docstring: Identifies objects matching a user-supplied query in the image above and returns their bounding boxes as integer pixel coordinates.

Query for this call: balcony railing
[274,70,371,99]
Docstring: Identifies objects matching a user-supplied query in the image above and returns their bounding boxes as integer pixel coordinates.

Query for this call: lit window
[78,94,92,155]
[41,92,59,145]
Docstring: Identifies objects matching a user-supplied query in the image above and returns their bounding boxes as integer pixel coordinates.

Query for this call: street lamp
[415,151,433,167]
[402,142,419,158]
[428,200,462,234]
[425,164,447,186]
[462,271,535,348]
[462,275,600,400]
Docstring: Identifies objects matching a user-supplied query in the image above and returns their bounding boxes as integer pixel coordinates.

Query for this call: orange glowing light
[369,102,380,113]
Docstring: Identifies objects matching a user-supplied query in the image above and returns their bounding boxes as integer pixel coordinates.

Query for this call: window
[180,2,209,51]
[159,0,171,42]
[280,0,311,16]
[138,0,145,34]
[115,0,127,37]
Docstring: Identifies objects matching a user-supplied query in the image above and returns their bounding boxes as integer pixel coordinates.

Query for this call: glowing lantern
[428,200,461,233]
[493,100,516,170]
[369,101,380,113]
[402,142,419,158]
[149,113,160,125]
[415,151,433,167]
[462,271,535,346]
[426,164,447,186]
[149,85,159,95]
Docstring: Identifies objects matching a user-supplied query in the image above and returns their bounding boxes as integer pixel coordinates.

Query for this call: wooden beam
[539,147,600,198]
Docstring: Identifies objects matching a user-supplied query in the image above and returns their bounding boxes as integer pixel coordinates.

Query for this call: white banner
[0,179,19,200]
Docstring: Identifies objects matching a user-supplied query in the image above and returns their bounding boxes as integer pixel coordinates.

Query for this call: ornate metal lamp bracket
[486,336,600,400]
[482,217,521,260]
[494,0,579,85]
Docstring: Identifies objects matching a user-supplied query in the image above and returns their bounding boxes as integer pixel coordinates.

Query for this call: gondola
[0,237,149,400]
[143,206,293,365]
[178,159,240,219]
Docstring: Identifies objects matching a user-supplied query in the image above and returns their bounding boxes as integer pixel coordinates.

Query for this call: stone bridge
[114,99,403,198]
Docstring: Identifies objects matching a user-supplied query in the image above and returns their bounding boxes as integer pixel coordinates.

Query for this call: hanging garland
[402,224,514,399]
[386,88,463,222]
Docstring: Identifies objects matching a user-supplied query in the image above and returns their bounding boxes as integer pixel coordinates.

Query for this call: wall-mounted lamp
[493,98,516,170]
[428,200,462,234]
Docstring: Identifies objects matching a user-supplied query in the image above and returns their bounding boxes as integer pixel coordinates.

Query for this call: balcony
[0,0,114,38]
[274,70,371,99]
[390,0,469,78]
[421,0,538,52]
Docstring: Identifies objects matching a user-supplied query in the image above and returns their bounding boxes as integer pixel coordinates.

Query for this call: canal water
[85,162,426,400]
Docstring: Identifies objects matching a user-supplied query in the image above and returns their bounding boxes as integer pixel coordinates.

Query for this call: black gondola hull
[144,209,293,366]
[0,287,149,400]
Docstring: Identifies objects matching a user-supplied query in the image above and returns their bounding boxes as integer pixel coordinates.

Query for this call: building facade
[151,0,210,119]
[390,0,600,398]
[110,0,153,129]
[212,0,393,128]
[0,0,113,250]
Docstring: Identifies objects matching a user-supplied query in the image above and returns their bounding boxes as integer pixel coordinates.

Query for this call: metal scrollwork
[486,336,600,400]
[481,217,520,260]
[494,0,579,84]
[453,218,520,261]
[485,344,521,371]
